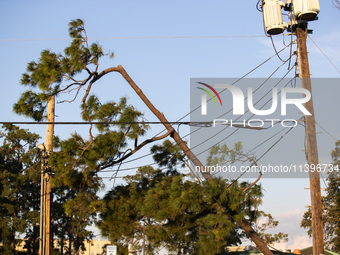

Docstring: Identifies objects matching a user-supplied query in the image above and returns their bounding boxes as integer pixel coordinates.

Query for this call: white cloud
[271,235,312,251]
[288,235,312,250]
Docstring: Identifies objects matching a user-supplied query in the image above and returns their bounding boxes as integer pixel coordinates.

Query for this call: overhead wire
[307,35,340,74]
[256,0,263,12]
[248,126,292,153]
[320,172,328,189]
[255,125,295,162]
[0,121,194,125]
[0,35,267,42]
[315,121,338,141]
[270,35,293,63]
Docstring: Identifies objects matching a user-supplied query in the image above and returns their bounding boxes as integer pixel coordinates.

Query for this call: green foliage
[0,124,41,254]
[206,142,243,167]
[13,91,49,122]
[97,162,263,255]
[151,139,186,170]
[301,140,340,252]
[13,19,108,121]
[81,95,149,137]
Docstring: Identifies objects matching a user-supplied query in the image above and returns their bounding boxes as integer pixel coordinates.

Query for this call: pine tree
[12,18,155,253]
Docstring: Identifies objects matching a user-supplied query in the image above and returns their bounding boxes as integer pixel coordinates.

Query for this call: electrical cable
[99,162,158,172]
[270,35,292,62]
[256,0,263,12]
[98,160,185,177]
[307,35,340,74]
[0,35,267,42]
[248,126,291,153]
[256,125,295,163]
[320,172,328,189]
[0,121,196,125]
[315,121,338,141]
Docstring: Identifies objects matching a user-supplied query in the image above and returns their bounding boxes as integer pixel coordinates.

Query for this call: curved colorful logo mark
[196,82,223,106]
[196,82,222,115]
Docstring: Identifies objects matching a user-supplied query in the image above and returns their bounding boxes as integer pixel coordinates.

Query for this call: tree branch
[97,130,173,171]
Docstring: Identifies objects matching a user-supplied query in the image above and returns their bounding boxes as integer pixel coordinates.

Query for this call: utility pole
[116,65,274,255]
[38,145,45,255]
[44,96,55,255]
[142,220,145,255]
[296,24,324,255]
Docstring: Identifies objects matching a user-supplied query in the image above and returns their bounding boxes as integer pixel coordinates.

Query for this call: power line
[248,126,291,153]
[256,125,295,162]
[0,121,198,125]
[0,35,267,42]
[308,35,340,74]
[315,121,338,141]
[270,35,293,63]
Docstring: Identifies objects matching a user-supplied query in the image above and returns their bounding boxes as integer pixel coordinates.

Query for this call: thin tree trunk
[115,65,274,255]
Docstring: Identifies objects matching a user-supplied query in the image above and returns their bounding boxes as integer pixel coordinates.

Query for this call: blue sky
[1,0,340,251]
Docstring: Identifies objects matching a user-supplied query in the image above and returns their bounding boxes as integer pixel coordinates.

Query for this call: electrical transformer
[262,0,286,35]
[292,0,320,21]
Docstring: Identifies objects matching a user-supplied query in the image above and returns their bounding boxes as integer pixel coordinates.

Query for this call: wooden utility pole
[116,65,274,255]
[39,150,45,255]
[296,25,324,255]
[44,96,55,255]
